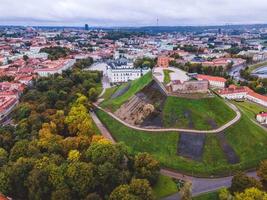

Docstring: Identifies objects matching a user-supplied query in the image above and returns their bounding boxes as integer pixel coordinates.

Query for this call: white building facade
[107,67,150,83]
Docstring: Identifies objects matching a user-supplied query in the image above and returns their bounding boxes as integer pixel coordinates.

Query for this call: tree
[85,193,102,200]
[109,179,155,200]
[218,188,232,200]
[109,184,137,200]
[66,162,96,198]
[96,162,122,195]
[23,55,29,61]
[9,140,31,161]
[0,148,8,166]
[257,160,267,184]
[8,157,35,199]
[85,141,125,167]
[51,188,72,200]
[133,153,160,185]
[67,150,81,162]
[180,182,192,200]
[134,57,156,69]
[65,103,93,136]
[88,88,98,102]
[38,122,63,153]
[129,179,155,200]
[234,187,267,200]
[26,167,52,200]
[0,170,10,196]
[230,172,262,194]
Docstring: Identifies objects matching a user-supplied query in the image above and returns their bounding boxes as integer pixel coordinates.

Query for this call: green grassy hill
[101,72,152,111]
[96,100,267,176]
[162,96,236,130]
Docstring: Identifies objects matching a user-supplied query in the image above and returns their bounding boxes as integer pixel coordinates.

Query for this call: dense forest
[0,67,160,200]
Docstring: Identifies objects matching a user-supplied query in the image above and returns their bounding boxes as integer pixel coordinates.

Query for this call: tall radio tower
[157,17,159,26]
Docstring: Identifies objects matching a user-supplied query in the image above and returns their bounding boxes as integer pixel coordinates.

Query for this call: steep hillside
[101,72,153,111]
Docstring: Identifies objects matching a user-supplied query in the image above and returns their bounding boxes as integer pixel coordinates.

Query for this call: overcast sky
[0,0,267,26]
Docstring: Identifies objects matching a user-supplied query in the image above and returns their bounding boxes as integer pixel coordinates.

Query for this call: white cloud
[0,0,266,26]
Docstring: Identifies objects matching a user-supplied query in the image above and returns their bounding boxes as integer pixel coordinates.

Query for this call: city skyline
[1,0,267,26]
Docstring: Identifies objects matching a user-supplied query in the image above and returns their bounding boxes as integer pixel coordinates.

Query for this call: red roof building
[196,74,226,88]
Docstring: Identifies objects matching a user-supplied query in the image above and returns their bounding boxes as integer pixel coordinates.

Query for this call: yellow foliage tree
[234,187,267,200]
[68,150,81,162]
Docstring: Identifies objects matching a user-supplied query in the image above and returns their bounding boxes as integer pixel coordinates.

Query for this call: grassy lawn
[101,86,119,100]
[100,72,152,111]
[96,109,234,176]
[163,69,173,84]
[233,101,267,119]
[162,96,236,130]
[153,175,179,199]
[193,191,219,200]
[225,104,267,170]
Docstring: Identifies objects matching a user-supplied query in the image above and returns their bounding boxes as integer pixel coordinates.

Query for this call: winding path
[90,111,258,199]
[93,100,241,134]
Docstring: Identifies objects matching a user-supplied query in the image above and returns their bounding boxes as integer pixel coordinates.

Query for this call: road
[90,109,258,199]
[93,101,241,134]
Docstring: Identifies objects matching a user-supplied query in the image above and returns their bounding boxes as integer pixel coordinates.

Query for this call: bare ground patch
[178,133,206,161]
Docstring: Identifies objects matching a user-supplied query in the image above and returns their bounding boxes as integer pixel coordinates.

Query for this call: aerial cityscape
[0,1,267,200]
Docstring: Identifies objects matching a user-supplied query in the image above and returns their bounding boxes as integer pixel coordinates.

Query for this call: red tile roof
[197,74,226,83]
[257,113,267,117]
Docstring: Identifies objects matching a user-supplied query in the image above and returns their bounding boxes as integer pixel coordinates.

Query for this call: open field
[100,72,152,111]
[163,96,236,130]
[153,175,179,199]
[96,105,267,176]
[193,191,219,200]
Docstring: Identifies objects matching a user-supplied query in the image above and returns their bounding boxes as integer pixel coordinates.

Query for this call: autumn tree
[257,160,267,185]
[230,172,262,194]
[0,148,8,166]
[109,179,154,200]
[65,97,93,136]
[129,179,155,200]
[26,167,53,200]
[0,170,10,196]
[218,188,232,200]
[133,153,160,185]
[67,150,81,162]
[180,182,192,200]
[85,140,126,167]
[51,188,72,200]
[234,187,267,200]
[88,87,98,102]
[66,162,97,198]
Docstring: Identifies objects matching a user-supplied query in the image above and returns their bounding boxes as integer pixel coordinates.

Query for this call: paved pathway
[90,111,115,143]
[161,169,257,199]
[90,110,257,199]
[93,101,241,134]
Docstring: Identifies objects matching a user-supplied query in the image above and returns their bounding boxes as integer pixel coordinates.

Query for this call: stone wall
[170,80,209,94]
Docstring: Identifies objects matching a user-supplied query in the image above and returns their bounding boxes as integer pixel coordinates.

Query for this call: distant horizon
[1,22,267,29]
[1,0,267,27]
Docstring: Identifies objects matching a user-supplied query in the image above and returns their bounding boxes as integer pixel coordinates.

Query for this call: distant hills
[2,23,267,33]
